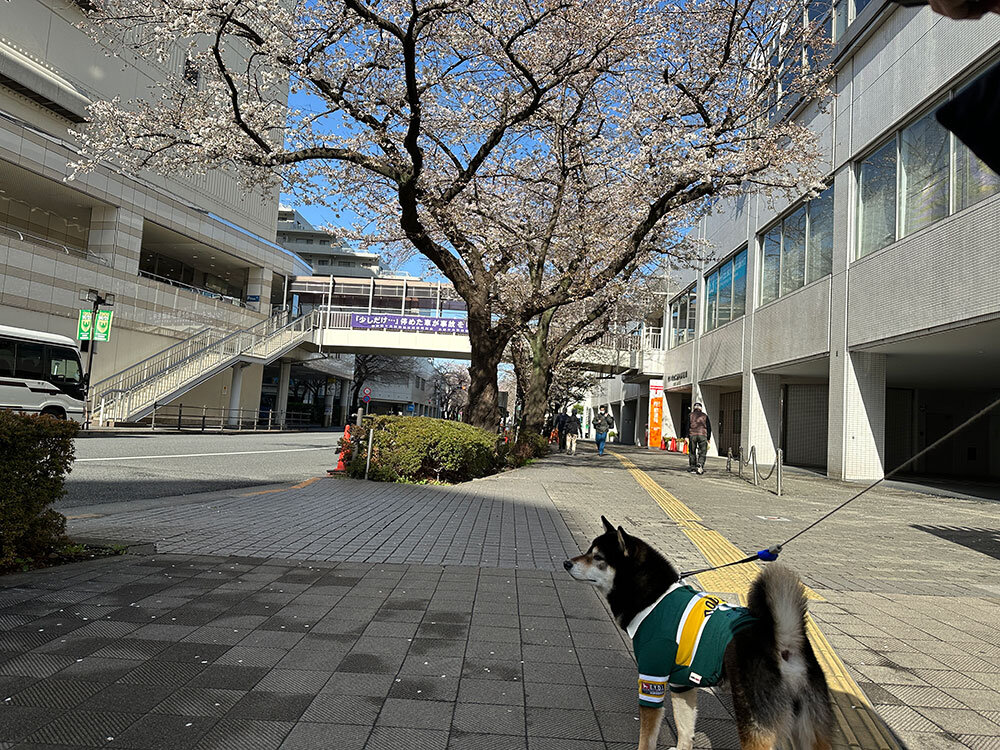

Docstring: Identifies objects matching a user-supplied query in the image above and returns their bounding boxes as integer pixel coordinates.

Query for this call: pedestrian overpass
[90,275,639,425]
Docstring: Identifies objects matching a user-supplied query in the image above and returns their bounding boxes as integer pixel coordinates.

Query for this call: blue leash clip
[756,545,782,562]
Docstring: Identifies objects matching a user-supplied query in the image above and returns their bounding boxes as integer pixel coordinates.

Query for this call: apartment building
[591,6,1000,484]
[0,0,311,417]
[276,207,381,278]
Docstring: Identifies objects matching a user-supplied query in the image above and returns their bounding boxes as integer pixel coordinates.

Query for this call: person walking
[566,410,582,455]
[592,406,615,457]
[555,410,570,452]
[687,402,712,474]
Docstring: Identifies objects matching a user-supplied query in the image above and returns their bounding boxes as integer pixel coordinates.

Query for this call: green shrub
[0,412,76,572]
[347,415,502,483]
[507,432,549,467]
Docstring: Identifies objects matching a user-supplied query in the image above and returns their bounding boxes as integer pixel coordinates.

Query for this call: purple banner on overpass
[350,313,468,334]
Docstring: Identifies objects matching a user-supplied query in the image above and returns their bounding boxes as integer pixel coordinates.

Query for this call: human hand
[927,0,1000,18]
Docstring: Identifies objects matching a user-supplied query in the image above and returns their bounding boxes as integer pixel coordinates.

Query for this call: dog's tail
[748,564,808,671]
[748,564,834,750]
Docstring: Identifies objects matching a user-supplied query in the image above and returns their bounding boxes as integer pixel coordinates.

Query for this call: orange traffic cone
[329,424,351,474]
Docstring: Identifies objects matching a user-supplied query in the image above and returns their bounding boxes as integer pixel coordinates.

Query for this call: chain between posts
[727,445,783,496]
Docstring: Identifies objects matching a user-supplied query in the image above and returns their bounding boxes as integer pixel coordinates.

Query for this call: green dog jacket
[627,582,756,707]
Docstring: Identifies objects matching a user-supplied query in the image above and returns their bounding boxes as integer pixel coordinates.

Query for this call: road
[61,431,343,507]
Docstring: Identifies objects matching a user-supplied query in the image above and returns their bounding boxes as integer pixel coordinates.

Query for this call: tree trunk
[464,307,509,431]
[518,311,555,435]
[466,345,505,430]
[519,355,552,435]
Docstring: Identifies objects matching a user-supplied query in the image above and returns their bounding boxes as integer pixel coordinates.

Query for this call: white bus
[0,324,86,421]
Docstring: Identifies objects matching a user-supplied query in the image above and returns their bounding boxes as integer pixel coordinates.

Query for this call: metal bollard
[178,404,183,431]
[751,447,759,487]
[202,405,207,432]
[151,404,157,430]
[776,448,783,497]
[364,428,374,480]
[737,446,742,479]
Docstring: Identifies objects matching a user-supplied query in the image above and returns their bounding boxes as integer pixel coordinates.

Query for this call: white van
[0,324,86,421]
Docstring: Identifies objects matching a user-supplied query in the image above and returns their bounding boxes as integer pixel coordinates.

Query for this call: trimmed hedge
[1,412,76,571]
[347,416,503,483]
[508,432,549,466]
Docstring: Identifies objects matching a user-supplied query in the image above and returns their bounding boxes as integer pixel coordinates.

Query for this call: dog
[564,517,833,750]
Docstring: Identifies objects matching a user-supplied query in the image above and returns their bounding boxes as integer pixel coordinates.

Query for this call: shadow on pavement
[912,524,1000,561]
[58,477,284,509]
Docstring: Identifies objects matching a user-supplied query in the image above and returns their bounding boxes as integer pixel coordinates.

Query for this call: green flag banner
[78,310,114,342]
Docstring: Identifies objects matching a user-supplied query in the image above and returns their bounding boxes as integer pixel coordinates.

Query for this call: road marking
[64,513,103,520]
[240,476,324,497]
[611,452,898,750]
[76,447,333,463]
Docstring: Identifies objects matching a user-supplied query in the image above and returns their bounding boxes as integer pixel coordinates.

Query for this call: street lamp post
[80,288,115,428]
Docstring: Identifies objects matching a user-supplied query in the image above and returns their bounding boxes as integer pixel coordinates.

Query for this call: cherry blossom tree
[73,0,832,430]
[513,280,653,436]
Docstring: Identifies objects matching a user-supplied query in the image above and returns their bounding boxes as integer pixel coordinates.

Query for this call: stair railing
[92,311,318,425]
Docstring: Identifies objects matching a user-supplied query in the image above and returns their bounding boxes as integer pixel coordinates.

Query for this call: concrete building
[589,8,1000,484]
[364,358,442,418]
[276,206,381,278]
[0,0,313,420]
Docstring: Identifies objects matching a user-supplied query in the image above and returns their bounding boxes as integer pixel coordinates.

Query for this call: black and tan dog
[564,517,833,750]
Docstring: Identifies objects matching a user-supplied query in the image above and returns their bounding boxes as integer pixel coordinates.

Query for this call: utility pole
[80,288,115,428]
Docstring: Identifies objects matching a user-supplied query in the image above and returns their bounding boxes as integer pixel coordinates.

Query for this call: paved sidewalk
[1,444,998,749]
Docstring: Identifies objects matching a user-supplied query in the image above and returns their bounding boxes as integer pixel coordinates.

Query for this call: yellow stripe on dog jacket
[626,583,756,706]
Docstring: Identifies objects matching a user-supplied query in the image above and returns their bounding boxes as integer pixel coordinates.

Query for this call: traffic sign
[361,394,371,403]
[406,404,415,412]
[362,387,372,396]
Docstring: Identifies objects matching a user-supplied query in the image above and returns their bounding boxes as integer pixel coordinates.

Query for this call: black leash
[679,393,1000,580]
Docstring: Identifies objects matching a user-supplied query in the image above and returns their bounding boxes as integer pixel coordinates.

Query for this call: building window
[759,186,833,305]
[317,259,329,266]
[183,58,200,87]
[832,0,869,41]
[858,141,897,257]
[856,86,1000,259]
[705,248,747,333]
[956,140,1000,211]
[668,286,697,348]
[900,112,950,237]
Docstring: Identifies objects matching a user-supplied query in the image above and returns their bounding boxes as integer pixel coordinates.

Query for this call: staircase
[90,311,319,425]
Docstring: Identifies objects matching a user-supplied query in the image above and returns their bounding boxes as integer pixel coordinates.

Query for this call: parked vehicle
[0,325,86,421]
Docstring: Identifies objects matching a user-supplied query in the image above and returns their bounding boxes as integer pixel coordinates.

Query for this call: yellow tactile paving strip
[612,452,899,750]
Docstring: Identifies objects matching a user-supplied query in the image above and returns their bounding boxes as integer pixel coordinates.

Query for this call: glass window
[834,0,848,39]
[48,346,83,385]
[732,250,747,317]
[900,113,950,237]
[955,140,1000,211]
[686,291,697,339]
[761,227,781,304]
[717,261,733,329]
[0,338,14,377]
[15,342,45,380]
[668,287,697,348]
[807,186,834,283]
[781,206,807,296]
[857,139,897,258]
[706,272,718,332]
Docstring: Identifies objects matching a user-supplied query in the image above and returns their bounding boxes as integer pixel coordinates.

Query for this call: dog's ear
[601,516,615,534]
[616,525,631,557]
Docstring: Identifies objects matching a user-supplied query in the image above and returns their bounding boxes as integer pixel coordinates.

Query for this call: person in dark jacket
[687,402,712,475]
[555,410,570,452]
[565,412,582,455]
[592,406,615,457]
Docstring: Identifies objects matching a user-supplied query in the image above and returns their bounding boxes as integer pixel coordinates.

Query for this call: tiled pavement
[65,476,578,569]
[2,444,999,749]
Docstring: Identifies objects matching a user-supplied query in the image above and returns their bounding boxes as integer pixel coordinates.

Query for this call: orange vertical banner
[648,379,664,449]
